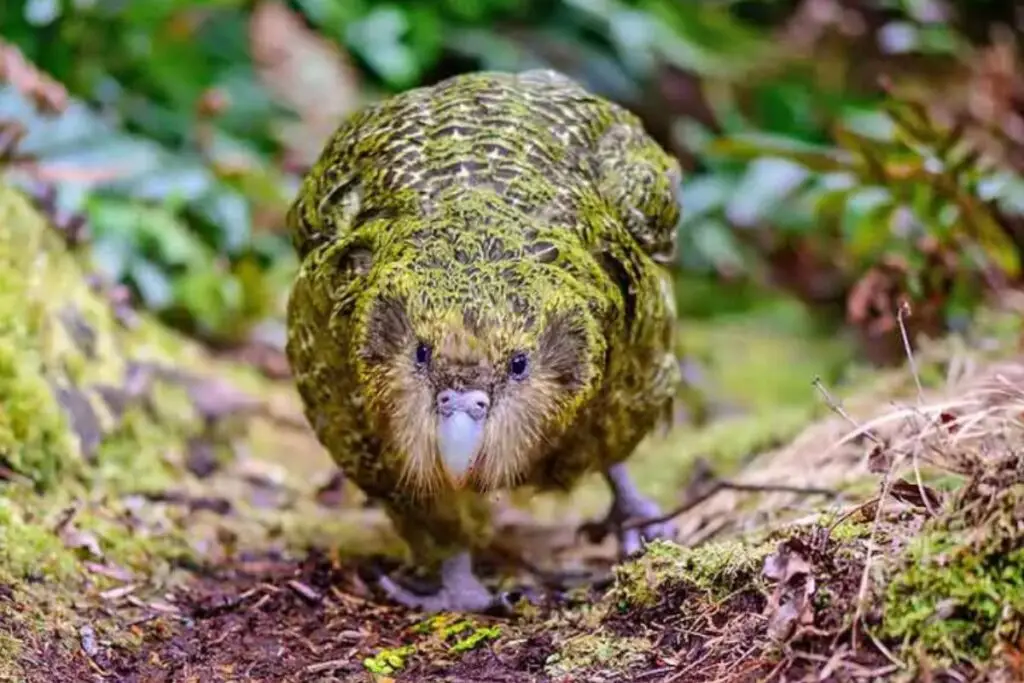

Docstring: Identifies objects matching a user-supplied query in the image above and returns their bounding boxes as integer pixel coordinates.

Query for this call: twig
[851,449,902,649]
[892,303,941,514]
[826,497,881,534]
[125,613,162,628]
[192,586,263,619]
[864,626,905,670]
[305,658,348,674]
[813,377,885,447]
[897,301,924,405]
[662,646,715,682]
[621,479,837,532]
[910,439,938,517]
[287,579,323,604]
[716,481,838,497]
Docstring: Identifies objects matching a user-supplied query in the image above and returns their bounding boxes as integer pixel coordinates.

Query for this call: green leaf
[842,189,898,261]
[725,157,811,228]
[192,191,252,254]
[841,186,893,239]
[130,259,174,310]
[89,235,134,282]
[345,5,420,89]
[679,174,733,223]
[688,218,746,273]
[709,134,852,173]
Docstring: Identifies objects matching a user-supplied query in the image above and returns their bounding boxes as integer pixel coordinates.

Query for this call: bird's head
[351,243,605,497]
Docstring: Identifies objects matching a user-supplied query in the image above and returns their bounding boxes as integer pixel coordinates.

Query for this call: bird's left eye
[415,342,432,367]
[508,352,529,379]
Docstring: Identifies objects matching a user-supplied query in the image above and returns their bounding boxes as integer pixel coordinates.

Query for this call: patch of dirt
[23,550,559,683]
[8,523,890,682]
[597,525,902,683]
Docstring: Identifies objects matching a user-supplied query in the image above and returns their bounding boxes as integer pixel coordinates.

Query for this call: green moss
[410,613,502,654]
[883,537,1024,665]
[678,303,855,414]
[0,185,222,491]
[544,633,652,678]
[363,644,416,675]
[450,625,502,653]
[881,484,1024,667]
[0,628,23,681]
[0,497,78,582]
[611,538,774,608]
[90,410,186,493]
[0,342,70,487]
[0,193,76,486]
[828,520,873,542]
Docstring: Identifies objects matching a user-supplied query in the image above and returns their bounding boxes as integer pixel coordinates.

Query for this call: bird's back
[309,70,637,237]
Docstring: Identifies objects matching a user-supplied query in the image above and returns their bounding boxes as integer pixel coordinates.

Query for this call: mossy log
[0,183,390,677]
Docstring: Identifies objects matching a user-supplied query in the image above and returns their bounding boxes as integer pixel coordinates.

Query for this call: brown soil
[6,521,905,683]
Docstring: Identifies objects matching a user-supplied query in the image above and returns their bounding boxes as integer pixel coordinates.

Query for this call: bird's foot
[610,494,677,558]
[375,552,516,614]
[580,463,678,558]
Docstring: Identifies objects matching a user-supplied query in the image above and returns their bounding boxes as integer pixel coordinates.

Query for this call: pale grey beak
[436,388,490,484]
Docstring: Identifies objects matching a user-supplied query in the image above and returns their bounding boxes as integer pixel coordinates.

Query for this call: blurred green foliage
[1,0,1022,359]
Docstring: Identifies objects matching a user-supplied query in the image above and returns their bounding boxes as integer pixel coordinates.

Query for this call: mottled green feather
[286,69,682,567]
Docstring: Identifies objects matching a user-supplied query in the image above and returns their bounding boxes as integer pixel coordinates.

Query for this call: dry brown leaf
[60,528,103,559]
[867,444,894,474]
[0,38,67,114]
[889,477,944,511]
[762,546,811,584]
[99,583,138,601]
[763,541,817,643]
[248,0,362,168]
[84,562,136,583]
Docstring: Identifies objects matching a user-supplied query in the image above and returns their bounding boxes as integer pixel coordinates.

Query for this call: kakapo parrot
[285,69,683,612]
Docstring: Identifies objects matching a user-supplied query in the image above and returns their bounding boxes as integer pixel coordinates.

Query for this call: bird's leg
[376,551,512,614]
[594,462,678,557]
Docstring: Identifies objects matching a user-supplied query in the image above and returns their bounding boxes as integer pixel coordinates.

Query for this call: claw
[580,463,678,558]
[374,552,517,614]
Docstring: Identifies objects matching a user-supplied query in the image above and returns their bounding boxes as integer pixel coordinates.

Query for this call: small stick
[897,301,924,404]
[716,481,838,497]
[305,659,348,674]
[287,579,323,604]
[852,446,903,648]
[621,478,837,532]
[826,497,880,533]
[813,377,885,447]
[894,301,943,517]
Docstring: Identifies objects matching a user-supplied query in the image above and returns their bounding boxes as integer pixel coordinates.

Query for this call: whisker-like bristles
[475,373,564,492]
[387,368,445,499]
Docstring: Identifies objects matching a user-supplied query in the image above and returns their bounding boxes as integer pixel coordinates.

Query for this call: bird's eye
[415,342,432,367]
[508,352,529,379]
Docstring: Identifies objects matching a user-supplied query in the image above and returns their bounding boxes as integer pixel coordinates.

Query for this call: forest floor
[3,188,1024,682]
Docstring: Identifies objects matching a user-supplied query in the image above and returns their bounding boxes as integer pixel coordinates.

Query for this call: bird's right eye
[415,342,432,367]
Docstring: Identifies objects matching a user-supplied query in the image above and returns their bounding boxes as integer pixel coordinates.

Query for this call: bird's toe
[639,517,678,544]
[614,498,678,558]
[619,527,644,558]
[375,569,501,614]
